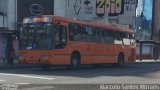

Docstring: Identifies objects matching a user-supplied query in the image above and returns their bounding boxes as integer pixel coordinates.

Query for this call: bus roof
[26,15,135,34]
[52,16,135,34]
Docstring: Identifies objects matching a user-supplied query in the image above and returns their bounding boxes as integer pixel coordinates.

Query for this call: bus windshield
[19,23,52,50]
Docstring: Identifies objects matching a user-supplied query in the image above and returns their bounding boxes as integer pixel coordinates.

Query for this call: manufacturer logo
[74,0,82,15]
[84,0,91,6]
[29,4,43,15]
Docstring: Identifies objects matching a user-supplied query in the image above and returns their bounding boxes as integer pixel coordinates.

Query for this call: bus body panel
[18,16,136,66]
[72,42,94,64]
[49,45,71,65]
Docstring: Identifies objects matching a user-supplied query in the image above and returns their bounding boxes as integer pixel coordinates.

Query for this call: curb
[0,60,159,69]
[136,60,160,64]
[136,60,160,62]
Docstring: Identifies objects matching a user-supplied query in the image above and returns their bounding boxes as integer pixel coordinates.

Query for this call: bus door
[51,22,70,65]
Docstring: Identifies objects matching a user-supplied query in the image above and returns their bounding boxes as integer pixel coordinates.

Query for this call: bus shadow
[0,62,160,78]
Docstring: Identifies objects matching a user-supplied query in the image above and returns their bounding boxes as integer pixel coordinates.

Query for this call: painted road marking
[0,80,5,82]
[20,86,55,90]
[0,73,55,80]
[15,83,30,85]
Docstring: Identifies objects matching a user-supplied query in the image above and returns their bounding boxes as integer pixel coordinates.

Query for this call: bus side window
[94,28,102,43]
[59,25,67,44]
[82,25,93,42]
[53,25,67,49]
[115,31,122,41]
[129,34,135,39]
[69,23,82,41]
[101,30,105,43]
[129,33,135,45]
[122,32,127,39]
[104,30,114,44]
[104,30,108,43]
[114,31,123,44]
[122,33,131,45]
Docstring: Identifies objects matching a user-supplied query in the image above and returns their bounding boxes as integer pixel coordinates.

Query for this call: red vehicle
[18,16,136,69]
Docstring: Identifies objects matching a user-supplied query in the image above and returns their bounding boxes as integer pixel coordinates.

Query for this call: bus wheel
[117,54,124,66]
[40,65,51,70]
[70,53,80,68]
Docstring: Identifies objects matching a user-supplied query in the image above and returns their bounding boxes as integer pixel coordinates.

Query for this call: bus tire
[70,52,80,68]
[117,54,124,66]
[40,65,51,70]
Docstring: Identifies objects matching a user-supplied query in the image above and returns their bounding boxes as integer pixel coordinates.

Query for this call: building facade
[0,0,17,30]
[0,0,137,30]
[152,0,160,59]
[153,0,160,41]
[0,0,67,30]
[67,0,137,28]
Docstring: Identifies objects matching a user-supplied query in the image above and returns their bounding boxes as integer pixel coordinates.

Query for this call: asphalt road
[0,62,160,90]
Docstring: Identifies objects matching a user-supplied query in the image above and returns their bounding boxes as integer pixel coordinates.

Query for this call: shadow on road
[0,62,160,78]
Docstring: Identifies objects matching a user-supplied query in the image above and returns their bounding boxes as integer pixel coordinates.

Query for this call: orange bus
[18,15,136,69]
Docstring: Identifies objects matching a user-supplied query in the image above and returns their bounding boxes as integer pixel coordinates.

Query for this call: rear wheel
[117,54,124,66]
[70,53,80,68]
[112,54,124,67]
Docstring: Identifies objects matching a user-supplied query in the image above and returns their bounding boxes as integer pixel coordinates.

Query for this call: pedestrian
[7,43,15,65]
[6,35,15,65]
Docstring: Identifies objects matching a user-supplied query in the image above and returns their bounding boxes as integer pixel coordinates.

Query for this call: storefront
[0,29,17,64]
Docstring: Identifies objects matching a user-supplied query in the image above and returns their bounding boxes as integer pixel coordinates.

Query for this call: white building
[67,0,137,28]
[153,0,160,59]
[0,0,137,30]
[153,0,160,41]
[0,0,17,30]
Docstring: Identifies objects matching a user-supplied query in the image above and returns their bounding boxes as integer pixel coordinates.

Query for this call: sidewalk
[136,59,160,63]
